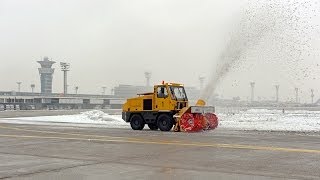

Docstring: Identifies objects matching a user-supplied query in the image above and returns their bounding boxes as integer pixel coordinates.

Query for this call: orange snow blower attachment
[174,99,218,132]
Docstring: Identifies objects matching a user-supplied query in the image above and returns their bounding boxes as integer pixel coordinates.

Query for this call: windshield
[169,86,188,101]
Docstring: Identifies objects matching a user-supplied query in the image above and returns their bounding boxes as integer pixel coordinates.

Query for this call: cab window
[157,86,168,98]
[169,86,187,101]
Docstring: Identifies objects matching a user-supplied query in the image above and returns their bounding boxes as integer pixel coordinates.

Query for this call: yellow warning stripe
[0,133,319,154]
[0,124,140,141]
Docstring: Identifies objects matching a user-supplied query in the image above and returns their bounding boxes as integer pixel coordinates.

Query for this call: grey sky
[0,0,319,102]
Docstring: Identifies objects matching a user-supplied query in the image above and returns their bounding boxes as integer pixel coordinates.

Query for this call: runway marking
[0,133,319,154]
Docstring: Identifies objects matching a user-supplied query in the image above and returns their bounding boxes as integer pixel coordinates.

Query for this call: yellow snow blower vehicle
[122,82,218,132]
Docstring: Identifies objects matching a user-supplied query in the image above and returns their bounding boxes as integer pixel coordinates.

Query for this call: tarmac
[0,110,319,179]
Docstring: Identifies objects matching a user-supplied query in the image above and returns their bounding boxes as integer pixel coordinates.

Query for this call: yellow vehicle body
[123,83,188,112]
[122,83,189,131]
[122,82,218,132]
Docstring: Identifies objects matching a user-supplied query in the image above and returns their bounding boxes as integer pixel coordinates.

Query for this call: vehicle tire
[148,123,158,130]
[157,114,174,131]
[130,114,145,130]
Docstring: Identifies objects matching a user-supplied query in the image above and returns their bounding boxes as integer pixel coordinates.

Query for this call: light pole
[75,86,79,94]
[102,86,106,95]
[311,89,314,104]
[16,82,22,92]
[295,88,299,103]
[275,85,279,102]
[31,84,35,93]
[144,72,151,87]
[199,76,205,91]
[60,62,70,95]
[250,82,255,102]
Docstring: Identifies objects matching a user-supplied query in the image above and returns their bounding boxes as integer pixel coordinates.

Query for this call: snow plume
[200,0,319,101]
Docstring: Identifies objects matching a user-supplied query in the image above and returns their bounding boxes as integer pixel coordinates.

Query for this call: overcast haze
[0,0,319,103]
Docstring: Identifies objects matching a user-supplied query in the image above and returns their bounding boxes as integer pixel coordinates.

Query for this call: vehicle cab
[153,82,188,112]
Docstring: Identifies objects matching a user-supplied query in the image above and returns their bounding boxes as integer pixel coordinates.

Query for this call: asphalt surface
[0,111,319,179]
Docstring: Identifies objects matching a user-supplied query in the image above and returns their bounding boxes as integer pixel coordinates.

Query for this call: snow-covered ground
[0,110,128,128]
[1,109,320,132]
[219,109,320,132]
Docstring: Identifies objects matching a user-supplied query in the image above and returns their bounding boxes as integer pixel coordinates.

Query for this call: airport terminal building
[0,91,124,111]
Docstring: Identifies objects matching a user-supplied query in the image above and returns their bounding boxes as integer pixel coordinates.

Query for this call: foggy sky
[0,0,319,103]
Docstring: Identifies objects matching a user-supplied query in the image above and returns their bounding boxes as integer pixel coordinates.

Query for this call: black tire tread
[130,114,145,130]
[157,114,174,131]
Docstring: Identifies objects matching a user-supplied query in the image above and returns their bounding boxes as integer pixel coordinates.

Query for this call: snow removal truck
[122,82,218,132]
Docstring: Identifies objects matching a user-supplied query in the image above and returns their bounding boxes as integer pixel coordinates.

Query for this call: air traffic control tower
[37,57,55,94]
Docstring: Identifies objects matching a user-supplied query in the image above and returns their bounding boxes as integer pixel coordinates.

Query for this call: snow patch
[1,110,128,128]
[80,110,124,122]
[218,109,320,132]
